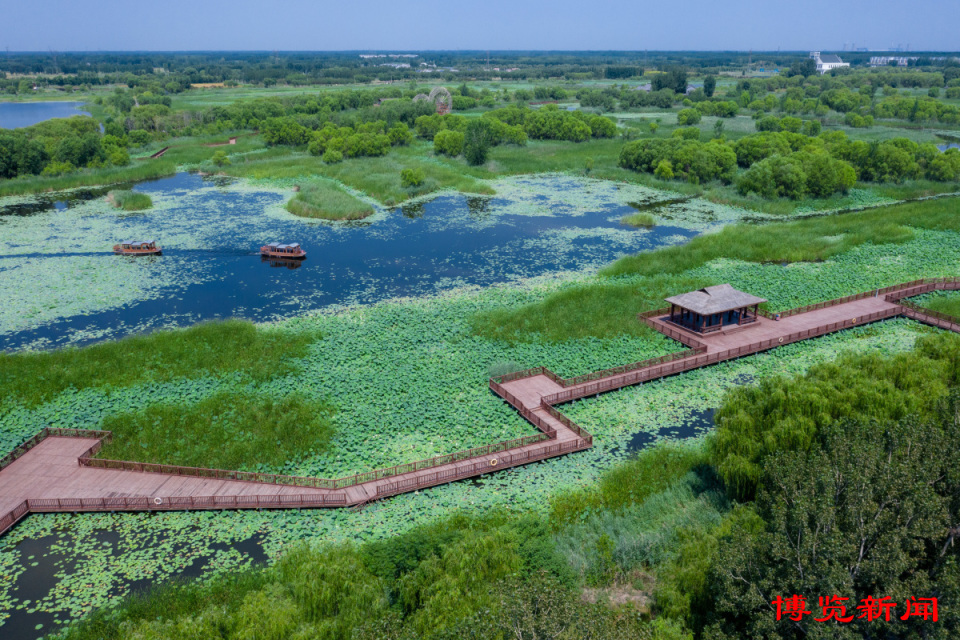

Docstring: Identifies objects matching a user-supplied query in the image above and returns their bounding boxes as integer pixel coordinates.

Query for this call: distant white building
[869,56,918,67]
[810,52,850,74]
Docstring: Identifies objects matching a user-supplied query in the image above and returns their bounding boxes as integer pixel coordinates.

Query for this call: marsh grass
[108,190,152,211]
[286,180,374,220]
[224,144,492,206]
[472,197,960,341]
[550,443,710,527]
[914,291,960,319]
[554,471,729,582]
[0,320,322,407]
[98,391,335,470]
[621,212,655,228]
[603,196,960,278]
[471,275,712,342]
[0,161,177,197]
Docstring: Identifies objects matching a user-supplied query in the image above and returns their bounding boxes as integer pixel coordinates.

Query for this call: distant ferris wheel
[414,87,452,115]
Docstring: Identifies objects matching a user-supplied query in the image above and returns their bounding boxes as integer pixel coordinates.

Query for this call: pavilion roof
[665,284,766,315]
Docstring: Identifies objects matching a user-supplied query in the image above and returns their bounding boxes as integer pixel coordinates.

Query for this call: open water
[0,102,91,129]
[0,172,699,350]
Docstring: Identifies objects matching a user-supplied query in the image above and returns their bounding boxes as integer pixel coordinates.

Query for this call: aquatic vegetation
[0,311,932,633]
[910,289,960,319]
[621,212,655,228]
[475,197,960,341]
[0,319,321,409]
[284,180,374,221]
[106,190,152,211]
[99,391,336,471]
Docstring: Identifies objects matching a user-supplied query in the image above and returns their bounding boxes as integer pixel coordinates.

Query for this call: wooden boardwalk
[1,278,958,535]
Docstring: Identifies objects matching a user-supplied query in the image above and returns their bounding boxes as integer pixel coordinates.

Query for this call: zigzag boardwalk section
[1,278,958,535]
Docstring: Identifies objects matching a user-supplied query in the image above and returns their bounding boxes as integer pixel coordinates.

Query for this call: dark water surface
[0,102,91,129]
[0,173,699,350]
[3,520,267,640]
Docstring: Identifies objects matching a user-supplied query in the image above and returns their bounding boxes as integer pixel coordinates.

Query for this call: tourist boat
[113,240,161,256]
[261,255,303,270]
[260,243,306,259]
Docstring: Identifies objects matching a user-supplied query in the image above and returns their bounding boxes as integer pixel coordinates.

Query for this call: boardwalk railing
[375,437,590,498]
[897,301,960,332]
[541,306,904,406]
[758,278,960,319]
[1,428,112,474]
[82,429,555,491]
[3,277,959,535]
[0,501,29,536]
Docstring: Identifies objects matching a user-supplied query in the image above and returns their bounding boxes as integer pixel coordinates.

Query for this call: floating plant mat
[0,319,935,638]
[0,513,268,640]
[0,172,725,351]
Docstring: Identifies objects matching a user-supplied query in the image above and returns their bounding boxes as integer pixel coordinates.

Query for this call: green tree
[704,75,717,97]
[463,118,495,166]
[654,159,674,179]
[707,407,960,639]
[676,108,702,126]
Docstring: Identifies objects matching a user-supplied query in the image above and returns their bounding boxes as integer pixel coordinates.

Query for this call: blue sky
[1,0,955,51]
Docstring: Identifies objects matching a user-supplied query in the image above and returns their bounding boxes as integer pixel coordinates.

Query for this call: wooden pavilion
[665,284,766,334]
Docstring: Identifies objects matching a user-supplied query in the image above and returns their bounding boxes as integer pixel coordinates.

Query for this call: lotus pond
[3,172,960,638]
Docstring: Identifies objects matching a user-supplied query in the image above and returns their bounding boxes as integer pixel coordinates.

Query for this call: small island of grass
[621,212,656,228]
[107,189,153,211]
[285,180,374,221]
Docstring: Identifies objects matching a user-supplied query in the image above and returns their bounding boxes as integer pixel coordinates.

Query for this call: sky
[1,0,956,52]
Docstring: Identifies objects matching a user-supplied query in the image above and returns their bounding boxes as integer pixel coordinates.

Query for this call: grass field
[224,143,493,206]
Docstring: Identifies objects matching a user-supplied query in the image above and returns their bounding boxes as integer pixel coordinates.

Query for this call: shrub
[654,159,674,179]
[40,160,74,176]
[322,148,343,164]
[619,137,737,184]
[464,119,495,166]
[672,127,701,141]
[211,150,230,167]
[108,148,130,166]
[400,167,425,188]
[433,129,464,156]
[127,129,152,146]
[676,108,702,126]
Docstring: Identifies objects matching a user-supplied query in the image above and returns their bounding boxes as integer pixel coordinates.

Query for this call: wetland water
[0,102,91,129]
[3,520,268,640]
[0,172,704,350]
[0,173,727,638]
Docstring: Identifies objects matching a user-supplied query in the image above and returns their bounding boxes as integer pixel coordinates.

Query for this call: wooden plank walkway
[1,278,958,535]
